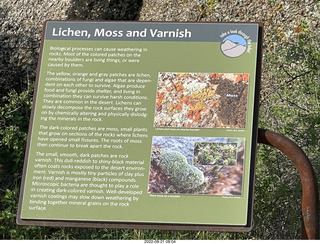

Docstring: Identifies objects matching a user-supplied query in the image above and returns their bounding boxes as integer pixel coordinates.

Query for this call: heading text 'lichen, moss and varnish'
[52,27,192,39]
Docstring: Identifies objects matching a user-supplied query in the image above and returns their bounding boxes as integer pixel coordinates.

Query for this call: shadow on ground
[0,0,143,98]
[67,0,143,20]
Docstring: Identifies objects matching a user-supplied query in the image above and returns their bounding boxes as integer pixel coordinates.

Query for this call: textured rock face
[0,0,72,96]
[157,149,204,191]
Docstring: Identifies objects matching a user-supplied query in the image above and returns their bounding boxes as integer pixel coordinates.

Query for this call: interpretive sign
[17,21,263,231]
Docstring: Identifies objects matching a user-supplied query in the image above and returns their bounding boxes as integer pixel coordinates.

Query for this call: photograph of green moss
[193,142,238,166]
[148,137,245,195]
[154,72,249,128]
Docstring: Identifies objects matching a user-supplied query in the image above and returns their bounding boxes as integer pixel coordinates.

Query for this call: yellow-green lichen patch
[158,149,204,191]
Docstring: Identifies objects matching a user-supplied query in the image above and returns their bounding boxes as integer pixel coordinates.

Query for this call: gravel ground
[139,0,320,58]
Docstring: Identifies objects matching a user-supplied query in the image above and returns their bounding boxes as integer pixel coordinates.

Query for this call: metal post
[257,128,319,239]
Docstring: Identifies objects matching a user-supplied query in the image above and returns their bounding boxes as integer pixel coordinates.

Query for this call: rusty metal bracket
[257,128,319,239]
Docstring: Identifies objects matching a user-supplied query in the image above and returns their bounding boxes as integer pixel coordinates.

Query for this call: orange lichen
[209,73,223,80]
[193,111,202,122]
[182,94,190,104]
[172,80,185,92]
[235,74,249,83]
[167,102,184,113]
[187,110,194,119]
[175,103,183,112]
[156,92,165,110]
[209,101,218,109]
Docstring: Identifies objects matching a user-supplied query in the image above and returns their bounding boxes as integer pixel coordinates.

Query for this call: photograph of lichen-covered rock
[154,72,249,128]
[148,136,245,195]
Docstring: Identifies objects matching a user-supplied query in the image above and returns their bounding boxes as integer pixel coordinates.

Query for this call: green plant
[177,0,216,18]
[255,19,320,239]
[197,0,216,17]
[0,188,52,239]
[194,142,237,166]
[0,88,33,174]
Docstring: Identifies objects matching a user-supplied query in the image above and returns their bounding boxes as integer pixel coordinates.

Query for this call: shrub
[254,20,320,239]
[0,88,33,174]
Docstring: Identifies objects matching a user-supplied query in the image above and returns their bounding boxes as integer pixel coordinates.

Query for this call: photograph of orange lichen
[154,72,249,128]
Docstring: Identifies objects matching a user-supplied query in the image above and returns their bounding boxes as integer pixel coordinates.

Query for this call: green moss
[158,150,204,191]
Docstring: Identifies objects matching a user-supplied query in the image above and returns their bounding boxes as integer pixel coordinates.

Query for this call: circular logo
[221,34,247,58]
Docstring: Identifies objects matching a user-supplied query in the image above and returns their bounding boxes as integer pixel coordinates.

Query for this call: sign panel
[17,21,263,231]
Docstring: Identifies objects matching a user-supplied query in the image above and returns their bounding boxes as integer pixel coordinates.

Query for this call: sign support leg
[257,128,319,239]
